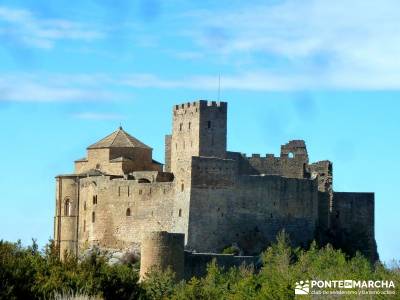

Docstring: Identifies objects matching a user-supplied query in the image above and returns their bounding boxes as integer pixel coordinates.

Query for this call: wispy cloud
[0,74,117,102]
[0,6,104,49]
[3,67,400,104]
[177,0,400,90]
[119,72,400,91]
[72,112,125,120]
[119,72,314,90]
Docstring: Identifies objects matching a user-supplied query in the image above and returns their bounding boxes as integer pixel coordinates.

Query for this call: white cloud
[3,68,400,104]
[0,6,103,49]
[118,72,400,91]
[0,74,116,102]
[178,0,400,90]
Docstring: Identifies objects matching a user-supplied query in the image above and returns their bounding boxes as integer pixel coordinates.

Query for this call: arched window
[92,212,95,223]
[188,122,191,130]
[288,152,294,158]
[84,201,86,211]
[64,199,71,216]
[181,183,184,192]
[178,209,182,217]
[126,208,131,216]
[93,195,97,205]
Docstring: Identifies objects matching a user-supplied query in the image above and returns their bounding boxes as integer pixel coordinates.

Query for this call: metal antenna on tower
[218,73,221,101]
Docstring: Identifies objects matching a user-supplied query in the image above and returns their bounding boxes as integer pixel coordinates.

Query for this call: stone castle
[54,100,378,273]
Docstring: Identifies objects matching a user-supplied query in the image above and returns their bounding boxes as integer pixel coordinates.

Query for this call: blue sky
[0,0,399,264]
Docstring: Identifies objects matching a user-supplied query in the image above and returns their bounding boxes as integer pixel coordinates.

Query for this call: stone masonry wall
[198,101,227,158]
[54,176,79,256]
[184,251,258,279]
[164,135,172,172]
[77,175,176,252]
[187,159,319,254]
[331,192,378,261]
[75,147,157,176]
[227,140,309,179]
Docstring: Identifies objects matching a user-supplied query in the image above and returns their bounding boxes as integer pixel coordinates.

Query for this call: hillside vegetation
[1,233,398,300]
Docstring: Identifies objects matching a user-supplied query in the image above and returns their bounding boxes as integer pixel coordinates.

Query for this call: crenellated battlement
[174,101,199,111]
[174,100,227,111]
[248,153,278,159]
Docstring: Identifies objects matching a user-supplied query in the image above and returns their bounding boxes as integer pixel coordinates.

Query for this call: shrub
[0,239,141,300]
[222,246,240,256]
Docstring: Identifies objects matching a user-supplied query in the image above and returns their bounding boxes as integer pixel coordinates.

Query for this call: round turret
[140,231,185,281]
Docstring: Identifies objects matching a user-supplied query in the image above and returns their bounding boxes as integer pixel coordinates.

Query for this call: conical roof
[87,127,151,150]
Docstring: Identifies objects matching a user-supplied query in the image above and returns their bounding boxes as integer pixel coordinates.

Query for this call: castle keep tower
[165,101,228,240]
[167,100,227,174]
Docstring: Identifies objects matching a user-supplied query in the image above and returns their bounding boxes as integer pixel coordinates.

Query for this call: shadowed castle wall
[331,192,378,261]
[186,156,319,254]
[226,140,309,179]
[184,252,259,279]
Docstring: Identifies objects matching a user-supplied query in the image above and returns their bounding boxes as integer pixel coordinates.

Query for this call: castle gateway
[54,100,378,261]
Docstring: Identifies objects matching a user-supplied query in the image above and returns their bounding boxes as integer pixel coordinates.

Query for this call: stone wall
[187,164,319,254]
[139,231,259,282]
[198,101,227,158]
[191,156,237,188]
[75,147,159,176]
[77,174,176,252]
[316,191,331,244]
[54,176,80,257]
[227,140,309,179]
[307,160,333,193]
[164,135,172,172]
[184,252,259,279]
[331,192,378,261]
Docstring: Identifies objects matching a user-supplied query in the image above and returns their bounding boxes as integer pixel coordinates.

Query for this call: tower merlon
[173,100,227,111]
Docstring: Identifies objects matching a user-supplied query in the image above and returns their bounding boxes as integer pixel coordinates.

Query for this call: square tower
[169,100,227,174]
